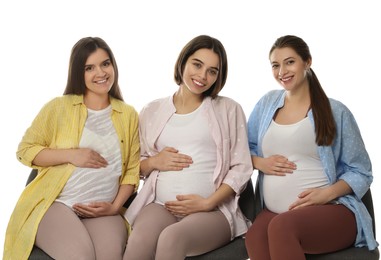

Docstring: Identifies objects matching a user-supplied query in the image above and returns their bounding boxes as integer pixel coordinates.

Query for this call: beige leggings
[123,203,231,260]
[35,202,127,260]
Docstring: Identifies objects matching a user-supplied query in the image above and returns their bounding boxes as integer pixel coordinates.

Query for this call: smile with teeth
[280,76,292,82]
[95,79,107,84]
[193,79,205,87]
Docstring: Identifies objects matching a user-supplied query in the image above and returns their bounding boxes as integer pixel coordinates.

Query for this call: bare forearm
[33,148,75,167]
[251,155,262,170]
[140,157,155,177]
[327,180,353,201]
[207,183,235,209]
[113,184,135,210]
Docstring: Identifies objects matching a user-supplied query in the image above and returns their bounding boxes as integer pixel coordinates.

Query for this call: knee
[157,226,182,251]
[69,245,96,260]
[268,215,296,241]
[124,232,155,260]
[245,221,267,246]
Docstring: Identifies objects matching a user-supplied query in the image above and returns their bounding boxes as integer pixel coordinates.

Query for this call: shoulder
[329,98,350,112]
[111,97,138,115]
[328,98,354,118]
[211,95,243,109]
[251,89,284,112]
[260,89,284,102]
[140,96,172,114]
[39,95,79,110]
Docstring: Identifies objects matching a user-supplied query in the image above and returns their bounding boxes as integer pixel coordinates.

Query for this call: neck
[173,86,203,114]
[285,84,310,104]
[84,93,110,110]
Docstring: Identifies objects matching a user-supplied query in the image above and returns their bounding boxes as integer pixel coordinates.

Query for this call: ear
[305,58,312,69]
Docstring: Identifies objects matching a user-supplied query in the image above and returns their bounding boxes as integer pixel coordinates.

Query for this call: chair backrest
[361,189,377,239]
[238,178,256,222]
[26,168,38,186]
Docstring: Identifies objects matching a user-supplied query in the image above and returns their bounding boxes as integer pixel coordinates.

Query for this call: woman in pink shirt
[124,35,253,260]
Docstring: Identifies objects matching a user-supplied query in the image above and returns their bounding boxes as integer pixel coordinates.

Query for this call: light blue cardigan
[247,89,378,250]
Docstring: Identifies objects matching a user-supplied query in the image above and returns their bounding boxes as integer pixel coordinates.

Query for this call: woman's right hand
[70,148,108,168]
[151,147,193,172]
[253,155,296,176]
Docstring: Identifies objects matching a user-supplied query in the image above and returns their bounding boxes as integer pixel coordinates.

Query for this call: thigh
[82,215,127,260]
[245,209,277,260]
[271,204,357,254]
[157,210,231,258]
[124,203,177,260]
[35,202,95,259]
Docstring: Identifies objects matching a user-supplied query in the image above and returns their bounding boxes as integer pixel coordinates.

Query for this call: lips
[94,78,108,84]
[280,75,293,82]
[193,79,205,87]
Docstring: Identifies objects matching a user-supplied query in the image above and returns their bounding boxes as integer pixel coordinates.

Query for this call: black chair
[253,178,380,260]
[26,169,136,260]
[185,179,256,260]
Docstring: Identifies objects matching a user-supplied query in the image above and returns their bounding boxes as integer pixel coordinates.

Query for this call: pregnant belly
[262,168,328,214]
[263,174,302,213]
[155,172,214,205]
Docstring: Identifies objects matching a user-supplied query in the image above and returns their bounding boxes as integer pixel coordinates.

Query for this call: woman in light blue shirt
[245,35,378,260]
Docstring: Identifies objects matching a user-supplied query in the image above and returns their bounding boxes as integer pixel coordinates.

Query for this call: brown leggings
[123,203,231,260]
[35,202,127,260]
[245,204,356,260]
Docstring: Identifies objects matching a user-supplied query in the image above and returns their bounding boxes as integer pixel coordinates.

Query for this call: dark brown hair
[270,35,336,146]
[63,37,123,101]
[174,35,228,98]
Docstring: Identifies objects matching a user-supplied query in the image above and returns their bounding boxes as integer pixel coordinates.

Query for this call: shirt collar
[69,94,124,113]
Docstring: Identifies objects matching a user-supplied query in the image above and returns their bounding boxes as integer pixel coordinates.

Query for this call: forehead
[270,47,299,62]
[189,48,219,68]
[86,48,110,64]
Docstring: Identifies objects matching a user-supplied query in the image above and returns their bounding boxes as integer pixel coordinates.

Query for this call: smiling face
[270,47,311,92]
[181,48,220,96]
[84,48,115,99]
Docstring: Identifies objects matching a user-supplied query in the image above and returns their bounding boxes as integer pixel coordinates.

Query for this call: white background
[1,0,379,255]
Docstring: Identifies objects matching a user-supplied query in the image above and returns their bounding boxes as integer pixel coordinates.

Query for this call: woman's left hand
[288,188,333,210]
[72,202,118,218]
[164,194,212,216]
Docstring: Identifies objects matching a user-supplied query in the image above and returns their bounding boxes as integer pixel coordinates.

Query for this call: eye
[287,60,295,65]
[193,62,202,68]
[271,64,279,69]
[208,69,218,76]
[102,60,111,67]
[85,65,94,72]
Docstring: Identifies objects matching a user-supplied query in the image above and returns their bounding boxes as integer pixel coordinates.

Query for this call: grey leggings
[35,202,127,260]
[123,203,231,260]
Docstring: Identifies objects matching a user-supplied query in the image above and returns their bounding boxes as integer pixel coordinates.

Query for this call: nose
[200,68,208,80]
[95,66,106,76]
[278,65,286,77]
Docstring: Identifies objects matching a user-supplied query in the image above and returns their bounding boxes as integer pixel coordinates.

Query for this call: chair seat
[306,246,379,260]
[185,236,248,260]
[28,247,53,260]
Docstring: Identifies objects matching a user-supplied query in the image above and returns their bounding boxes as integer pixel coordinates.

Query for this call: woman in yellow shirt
[4,37,140,260]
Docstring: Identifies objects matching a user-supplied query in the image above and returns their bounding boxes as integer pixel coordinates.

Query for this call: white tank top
[56,105,122,208]
[262,118,329,213]
[155,101,217,205]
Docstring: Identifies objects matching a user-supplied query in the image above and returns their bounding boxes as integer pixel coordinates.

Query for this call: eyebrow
[271,56,294,65]
[85,58,111,67]
[283,57,294,61]
[192,58,219,71]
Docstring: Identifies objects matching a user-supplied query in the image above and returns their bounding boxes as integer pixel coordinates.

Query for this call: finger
[164,147,179,152]
[168,164,191,171]
[175,154,193,161]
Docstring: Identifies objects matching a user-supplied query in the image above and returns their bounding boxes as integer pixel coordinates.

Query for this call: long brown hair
[64,37,123,101]
[174,35,228,99]
[270,35,336,146]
